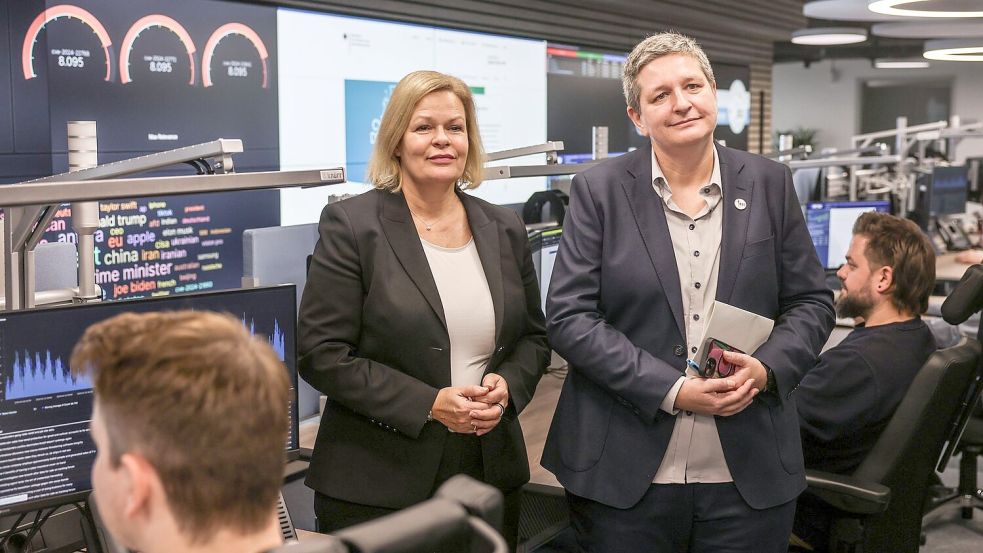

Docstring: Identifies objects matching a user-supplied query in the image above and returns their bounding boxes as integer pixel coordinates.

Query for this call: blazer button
[673,345,685,357]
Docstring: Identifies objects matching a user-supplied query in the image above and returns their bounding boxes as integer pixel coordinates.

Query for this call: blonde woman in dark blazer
[298,70,549,550]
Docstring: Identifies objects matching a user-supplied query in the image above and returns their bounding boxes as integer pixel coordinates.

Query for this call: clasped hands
[673,351,767,417]
[431,373,508,436]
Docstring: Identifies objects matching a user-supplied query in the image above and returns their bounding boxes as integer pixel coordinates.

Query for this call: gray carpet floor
[921,453,983,552]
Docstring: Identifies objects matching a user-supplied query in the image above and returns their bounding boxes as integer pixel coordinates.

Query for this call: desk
[937,252,971,283]
[297,529,333,543]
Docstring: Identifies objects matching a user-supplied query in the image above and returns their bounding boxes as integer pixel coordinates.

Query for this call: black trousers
[566,482,796,553]
[314,433,521,552]
[791,493,833,552]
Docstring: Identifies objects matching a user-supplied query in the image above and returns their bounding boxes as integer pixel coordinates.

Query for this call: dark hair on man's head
[72,310,289,543]
[853,212,936,315]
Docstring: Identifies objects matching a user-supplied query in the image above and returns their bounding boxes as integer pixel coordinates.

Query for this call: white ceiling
[776,1,983,63]
[806,0,983,22]
[872,20,983,37]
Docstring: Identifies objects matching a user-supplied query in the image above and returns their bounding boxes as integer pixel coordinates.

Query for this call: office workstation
[2,1,983,552]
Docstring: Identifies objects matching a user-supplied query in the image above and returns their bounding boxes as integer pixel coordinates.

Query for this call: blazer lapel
[379,191,447,330]
[716,146,753,304]
[460,191,505,345]
[620,149,685,339]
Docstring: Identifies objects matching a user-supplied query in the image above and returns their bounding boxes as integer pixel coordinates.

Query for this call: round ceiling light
[869,0,983,18]
[805,0,907,22]
[924,39,983,60]
[874,58,931,68]
[791,27,869,45]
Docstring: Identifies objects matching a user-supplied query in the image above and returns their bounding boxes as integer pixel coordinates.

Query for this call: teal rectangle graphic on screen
[345,79,397,183]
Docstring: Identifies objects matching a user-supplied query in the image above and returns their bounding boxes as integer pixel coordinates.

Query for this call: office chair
[522,189,568,226]
[798,338,982,553]
[923,264,983,521]
[330,474,506,553]
[924,408,983,520]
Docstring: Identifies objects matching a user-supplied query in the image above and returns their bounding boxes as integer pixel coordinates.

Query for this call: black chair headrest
[522,190,569,226]
[942,264,983,325]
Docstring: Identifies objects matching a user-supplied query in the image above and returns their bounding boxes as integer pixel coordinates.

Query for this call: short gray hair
[622,31,716,113]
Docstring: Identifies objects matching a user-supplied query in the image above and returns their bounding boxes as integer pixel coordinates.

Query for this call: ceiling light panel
[924,38,983,60]
[869,0,983,18]
[791,27,869,45]
[874,58,931,68]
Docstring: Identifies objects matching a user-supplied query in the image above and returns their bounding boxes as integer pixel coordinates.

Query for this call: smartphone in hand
[698,338,742,378]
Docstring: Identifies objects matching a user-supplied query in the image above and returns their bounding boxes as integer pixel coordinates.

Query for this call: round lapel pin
[734,198,747,210]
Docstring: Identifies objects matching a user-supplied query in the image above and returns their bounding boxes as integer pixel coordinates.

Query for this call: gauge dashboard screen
[2,0,280,301]
[0,0,549,300]
[9,0,279,175]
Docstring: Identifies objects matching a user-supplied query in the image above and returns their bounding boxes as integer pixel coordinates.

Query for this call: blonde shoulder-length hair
[366,70,485,192]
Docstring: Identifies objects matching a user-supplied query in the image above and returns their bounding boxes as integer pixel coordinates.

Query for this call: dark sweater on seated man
[797,318,937,474]
[793,212,938,552]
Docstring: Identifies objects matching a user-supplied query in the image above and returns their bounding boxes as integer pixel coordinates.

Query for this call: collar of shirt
[650,143,723,209]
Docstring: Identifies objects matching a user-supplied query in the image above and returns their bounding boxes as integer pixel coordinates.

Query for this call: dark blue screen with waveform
[6,350,94,400]
[0,285,297,515]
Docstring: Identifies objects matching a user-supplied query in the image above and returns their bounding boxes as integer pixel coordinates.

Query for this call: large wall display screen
[2,0,280,300]
[0,1,50,181]
[547,44,751,162]
[277,10,547,225]
[0,286,299,516]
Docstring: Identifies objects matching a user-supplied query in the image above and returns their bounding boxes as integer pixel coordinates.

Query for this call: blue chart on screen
[344,79,397,183]
[0,286,298,517]
[245,317,286,361]
[5,350,93,400]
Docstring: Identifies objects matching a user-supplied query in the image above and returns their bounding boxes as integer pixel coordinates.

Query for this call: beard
[836,285,875,319]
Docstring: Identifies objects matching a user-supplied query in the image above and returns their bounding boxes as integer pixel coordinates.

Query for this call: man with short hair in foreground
[793,212,939,551]
[72,310,290,553]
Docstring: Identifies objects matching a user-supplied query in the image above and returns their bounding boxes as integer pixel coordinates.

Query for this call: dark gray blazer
[298,188,549,509]
[542,145,835,510]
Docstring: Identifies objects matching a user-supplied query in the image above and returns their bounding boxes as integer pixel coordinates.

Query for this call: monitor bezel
[929,165,970,218]
[0,285,300,517]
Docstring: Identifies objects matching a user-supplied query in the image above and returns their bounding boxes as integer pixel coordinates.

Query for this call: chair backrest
[852,338,981,551]
[334,475,507,553]
[937,354,983,472]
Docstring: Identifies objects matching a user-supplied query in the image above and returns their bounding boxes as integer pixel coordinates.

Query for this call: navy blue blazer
[541,145,835,510]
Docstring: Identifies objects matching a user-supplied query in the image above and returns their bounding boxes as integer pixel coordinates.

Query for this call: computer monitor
[968,158,983,204]
[806,201,891,270]
[930,166,970,217]
[529,227,562,314]
[0,285,299,516]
